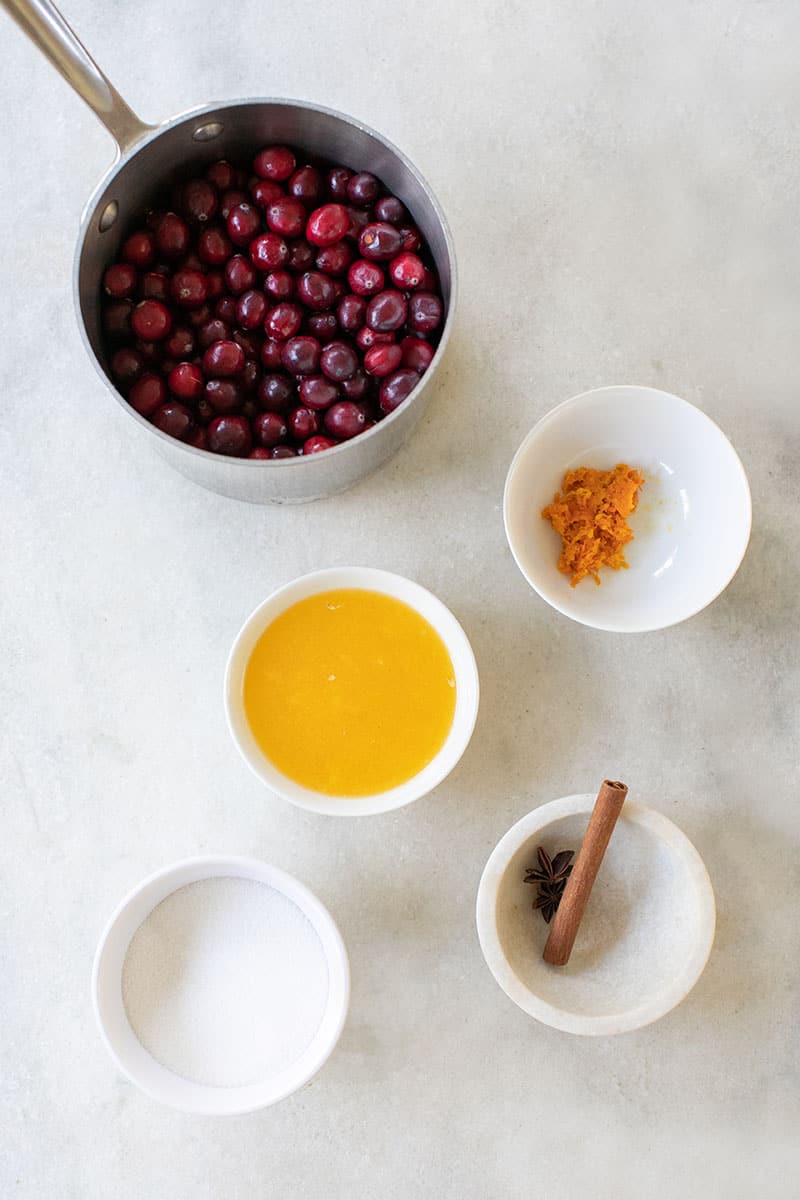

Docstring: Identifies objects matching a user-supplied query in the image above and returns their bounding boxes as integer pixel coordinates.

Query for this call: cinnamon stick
[543,780,628,966]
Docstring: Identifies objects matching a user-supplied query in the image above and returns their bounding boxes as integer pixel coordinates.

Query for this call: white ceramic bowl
[92,855,350,1114]
[504,385,752,632]
[225,568,480,816]
[476,795,715,1035]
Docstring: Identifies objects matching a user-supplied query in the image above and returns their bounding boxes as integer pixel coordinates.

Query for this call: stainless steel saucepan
[2,0,456,503]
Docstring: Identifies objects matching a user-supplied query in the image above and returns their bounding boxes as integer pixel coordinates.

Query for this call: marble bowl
[476,795,716,1035]
[504,385,752,632]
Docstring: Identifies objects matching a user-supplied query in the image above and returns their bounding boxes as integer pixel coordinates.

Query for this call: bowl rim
[475,794,716,1035]
[503,384,753,633]
[224,567,480,816]
[91,854,350,1114]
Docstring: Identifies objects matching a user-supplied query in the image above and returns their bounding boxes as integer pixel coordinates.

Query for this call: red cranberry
[152,401,194,440]
[320,340,358,382]
[224,254,257,294]
[345,207,370,240]
[198,318,230,349]
[305,312,338,343]
[237,289,268,329]
[315,241,353,276]
[324,400,367,439]
[287,406,319,440]
[131,299,171,341]
[266,196,306,238]
[289,165,322,205]
[347,172,379,207]
[128,372,166,415]
[205,379,242,413]
[198,225,233,266]
[348,259,384,296]
[196,397,214,424]
[155,212,190,259]
[389,252,425,290]
[170,269,209,309]
[250,179,284,208]
[303,435,337,454]
[330,278,347,302]
[306,203,349,247]
[265,270,295,300]
[168,362,204,400]
[326,168,351,199]
[103,263,137,299]
[207,415,251,455]
[141,271,169,301]
[356,325,394,351]
[260,338,284,369]
[408,292,443,333]
[400,335,435,373]
[337,294,366,332]
[253,145,296,182]
[249,447,271,459]
[133,338,162,365]
[374,195,405,224]
[367,290,407,332]
[181,179,218,224]
[379,367,418,413]
[281,336,321,375]
[265,302,303,340]
[297,271,336,310]
[271,445,298,458]
[110,346,144,387]
[250,232,289,271]
[359,222,404,261]
[258,372,295,411]
[254,410,288,447]
[188,427,209,450]
[205,270,225,300]
[341,369,370,400]
[233,329,263,358]
[206,160,237,190]
[187,303,212,328]
[179,251,203,271]
[364,343,403,377]
[122,230,155,268]
[215,295,238,324]
[202,339,245,376]
[298,375,338,410]
[227,202,262,247]
[241,358,262,393]
[398,225,422,252]
[219,189,249,220]
[287,239,316,271]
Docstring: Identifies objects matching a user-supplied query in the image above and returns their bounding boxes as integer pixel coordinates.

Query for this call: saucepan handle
[1,0,154,154]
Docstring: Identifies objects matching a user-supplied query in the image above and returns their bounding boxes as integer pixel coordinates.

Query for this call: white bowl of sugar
[92,856,349,1114]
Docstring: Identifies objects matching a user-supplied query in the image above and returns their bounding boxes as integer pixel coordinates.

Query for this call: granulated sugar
[121,876,329,1087]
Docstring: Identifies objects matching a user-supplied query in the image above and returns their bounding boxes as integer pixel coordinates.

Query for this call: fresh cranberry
[374,195,405,224]
[364,343,403,377]
[249,447,271,459]
[260,338,284,369]
[253,145,296,181]
[188,427,209,450]
[140,271,169,301]
[345,207,370,240]
[347,172,379,206]
[179,251,203,272]
[224,254,257,294]
[271,445,298,458]
[324,400,367,439]
[253,410,288,447]
[168,362,204,400]
[265,302,303,340]
[206,160,237,190]
[237,289,268,329]
[408,292,443,333]
[398,225,422,253]
[379,368,418,413]
[187,303,212,328]
[258,372,295,411]
[303,435,337,454]
[196,397,214,424]
[154,212,190,259]
[198,318,230,349]
[281,336,321,375]
[326,168,351,199]
[347,259,384,296]
[400,335,435,373]
[287,239,316,271]
[298,375,338,410]
[305,312,338,343]
[110,346,144,387]
[306,203,349,247]
[315,242,353,276]
[320,340,358,382]
[152,401,194,440]
[163,326,195,359]
[266,196,306,238]
[287,406,319,440]
[198,225,233,265]
[219,189,249,220]
[241,358,262,392]
[202,340,245,376]
[337,294,366,332]
[131,299,171,340]
[289,165,322,205]
[205,415,250,455]
[205,270,225,300]
[205,379,242,413]
[181,178,218,224]
[215,295,239,324]
[227,203,262,247]
[121,230,155,268]
[367,290,407,332]
[359,222,404,261]
[330,278,347,302]
[389,252,425,290]
[128,372,166,415]
[234,332,263,362]
[264,270,295,300]
[250,179,284,208]
[356,325,394,351]
[250,232,289,271]
[103,263,137,299]
[341,369,370,400]
[170,269,208,309]
[297,271,336,310]
[133,338,162,365]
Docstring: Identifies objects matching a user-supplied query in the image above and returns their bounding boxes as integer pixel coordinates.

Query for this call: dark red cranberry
[287,406,319,440]
[205,270,225,301]
[287,239,316,271]
[367,290,407,332]
[341,369,370,400]
[345,207,370,240]
[227,202,262,247]
[398,224,422,253]
[250,232,289,271]
[348,259,384,296]
[250,179,283,208]
[389,252,425,290]
[110,346,144,387]
[140,271,169,301]
[187,303,212,329]
[266,196,306,238]
[219,189,249,220]
[306,203,349,247]
[168,362,204,400]
[298,375,339,410]
[208,415,252,455]
[122,230,155,268]
[198,318,230,349]
[346,172,379,207]
[408,291,443,333]
[400,335,435,373]
[215,295,239,324]
[249,447,271,459]
[297,271,336,310]
[103,263,137,299]
[337,294,366,333]
[374,195,405,224]
[133,338,162,365]
[303,435,337,454]
[152,401,194,440]
[281,335,321,375]
[265,270,295,300]
[330,278,347,302]
[131,299,172,340]
[224,254,257,294]
[202,340,245,377]
[205,379,242,413]
[196,397,215,424]
[253,410,288,447]
[326,167,351,199]
[315,241,353,276]
[206,160,237,190]
[188,427,209,450]
[253,145,296,181]
[128,372,166,415]
[181,179,218,224]
[289,165,322,205]
[379,367,418,413]
[154,212,190,259]
[359,222,403,261]
[233,329,262,359]
[271,445,298,458]
[258,372,295,412]
[170,269,209,309]
[198,225,233,266]
[265,302,303,340]
[260,338,284,369]
[241,358,262,393]
[364,343,403,377]
[305,312,338,343]
[237,289,268,329]
[356,325,394,351]
[324,400,367,439]
[179,251,203,272]
[320,340,358,382]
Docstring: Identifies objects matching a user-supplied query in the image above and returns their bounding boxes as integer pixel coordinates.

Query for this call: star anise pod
[523,846,574,923]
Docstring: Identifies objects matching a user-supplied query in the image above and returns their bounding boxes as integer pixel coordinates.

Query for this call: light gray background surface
[1,2,798,1197]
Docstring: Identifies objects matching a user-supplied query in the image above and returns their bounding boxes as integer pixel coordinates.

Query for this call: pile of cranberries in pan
[100,145,444,459]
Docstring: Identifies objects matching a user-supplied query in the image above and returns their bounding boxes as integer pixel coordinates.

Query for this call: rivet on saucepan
[98,200,119,232]
[193,122,224,142]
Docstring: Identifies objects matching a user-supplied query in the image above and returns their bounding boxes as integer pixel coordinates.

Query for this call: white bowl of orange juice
[225,568,480,816]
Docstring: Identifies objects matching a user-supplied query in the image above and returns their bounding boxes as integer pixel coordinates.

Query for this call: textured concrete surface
[1,2,798,1197]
